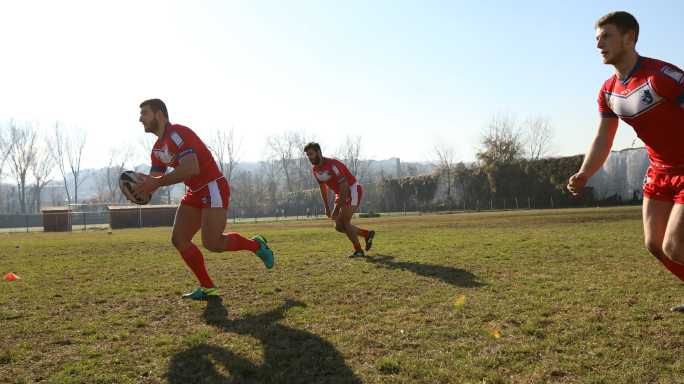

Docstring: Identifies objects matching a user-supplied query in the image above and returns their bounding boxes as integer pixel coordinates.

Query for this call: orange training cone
[4,272,19,282]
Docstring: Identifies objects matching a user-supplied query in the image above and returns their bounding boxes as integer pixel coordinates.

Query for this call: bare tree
[98,146,133,203]
[7,121,39,213]
[51,123,87,204]
[48,184,66,207]
[261,158,280,210]
[65,128,87,204]
[209,127,241,182]
[477,114,524,165]
[267,131,310,194]
[337,135,368,182]
[51,122,72,203]
[30,138,55,212]
[476,114,525,197]
[433,143,458,199]
[523,116,554,160]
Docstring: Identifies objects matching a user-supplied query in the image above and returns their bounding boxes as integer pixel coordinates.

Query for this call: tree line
[0,115,602,216]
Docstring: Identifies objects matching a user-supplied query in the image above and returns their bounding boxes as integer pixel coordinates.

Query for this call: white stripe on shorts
[208,180,223,208]
[349,182,359,206]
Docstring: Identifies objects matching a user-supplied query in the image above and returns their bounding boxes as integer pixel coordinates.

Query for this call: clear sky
[1,0,683,167]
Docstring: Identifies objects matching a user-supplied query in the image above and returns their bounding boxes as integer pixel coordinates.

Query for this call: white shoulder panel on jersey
[170,131,184,147]
[662,66,684,84]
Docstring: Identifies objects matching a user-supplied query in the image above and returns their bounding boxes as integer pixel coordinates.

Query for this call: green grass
[2,206,684,383]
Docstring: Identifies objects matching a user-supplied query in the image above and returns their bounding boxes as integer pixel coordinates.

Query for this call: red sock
[180,244,214,288]
[357,228,369,237]
[658,256,684,282]
[224,233,260,252]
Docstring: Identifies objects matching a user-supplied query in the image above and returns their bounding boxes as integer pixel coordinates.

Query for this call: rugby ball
[119,171,151,205]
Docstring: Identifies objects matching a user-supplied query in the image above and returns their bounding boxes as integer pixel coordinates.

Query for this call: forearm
[319,186,330,209]
[579,135,613,177]
[158,161,199,187]
[337,187,349,205]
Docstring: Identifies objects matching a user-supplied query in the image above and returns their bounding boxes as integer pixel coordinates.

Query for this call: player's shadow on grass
[167,298,361,384]
[362,254,484,288]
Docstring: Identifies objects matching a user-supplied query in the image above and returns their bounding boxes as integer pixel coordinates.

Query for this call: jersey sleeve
[169,127,199,162]
[150,152,167,174]
[312,168,323,184]
[331,160,351,185]
[597,86,617,118]
[652,65,684,105]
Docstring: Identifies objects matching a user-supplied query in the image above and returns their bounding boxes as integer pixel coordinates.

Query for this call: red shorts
[643,167,684,204]
[181,177,230,209]
[335,183,363,207]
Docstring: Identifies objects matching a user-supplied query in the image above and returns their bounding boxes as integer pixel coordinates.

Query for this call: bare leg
[335,205,363,252]
[172,204,214,288]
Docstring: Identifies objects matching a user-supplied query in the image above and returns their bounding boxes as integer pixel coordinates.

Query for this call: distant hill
[30,158,435,201]
[231,158,434,179]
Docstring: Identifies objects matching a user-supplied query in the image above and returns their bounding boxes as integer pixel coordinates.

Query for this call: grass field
[2,206,684,383]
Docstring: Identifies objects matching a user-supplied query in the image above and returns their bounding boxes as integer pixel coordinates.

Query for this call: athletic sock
[224,232,260,253]
[357,228,369,238]
[180,243,215,288]
[658,256,684,282]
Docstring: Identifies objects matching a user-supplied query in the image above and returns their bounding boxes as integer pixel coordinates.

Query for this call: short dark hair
[596,11,639,43]
[139,99,169,120]
[303,142,321,153]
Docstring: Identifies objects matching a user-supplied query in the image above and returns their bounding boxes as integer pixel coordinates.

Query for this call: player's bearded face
[306,149,322,165]
[139,108,160,133]
[146,116,159,133]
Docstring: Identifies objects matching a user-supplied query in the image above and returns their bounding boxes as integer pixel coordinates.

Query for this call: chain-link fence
[0,210,110,233]
[0,195,642,233]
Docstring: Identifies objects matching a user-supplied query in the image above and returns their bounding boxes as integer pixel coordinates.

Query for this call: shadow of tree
[362,254,484,288]
[167,298,361,384]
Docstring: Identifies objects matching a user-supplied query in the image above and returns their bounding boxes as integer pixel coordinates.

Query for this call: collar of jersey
[619,56,642,85]
[316,157,328,168]
[155,123,173,144]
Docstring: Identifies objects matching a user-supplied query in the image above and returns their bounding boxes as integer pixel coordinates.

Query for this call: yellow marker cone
[453,295,466,309]
[486,325,502,339]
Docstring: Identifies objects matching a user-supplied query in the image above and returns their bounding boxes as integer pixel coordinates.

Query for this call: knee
[663,239,684,263]
[172,234,191,251]
[645,239,664,259]
[202,237,224,253]
[334,222,345,233]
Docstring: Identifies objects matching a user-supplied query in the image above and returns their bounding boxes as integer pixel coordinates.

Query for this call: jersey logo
[641,89,653,105]
[153,145,175,164]
[605,81,663,118]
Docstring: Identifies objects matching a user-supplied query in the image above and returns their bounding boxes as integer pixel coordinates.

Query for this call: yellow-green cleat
[182,287,219,300]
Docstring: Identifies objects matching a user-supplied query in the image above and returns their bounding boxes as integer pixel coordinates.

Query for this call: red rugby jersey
[312,157,357,194]
[150,124,223,191]
[598,56,684,173]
